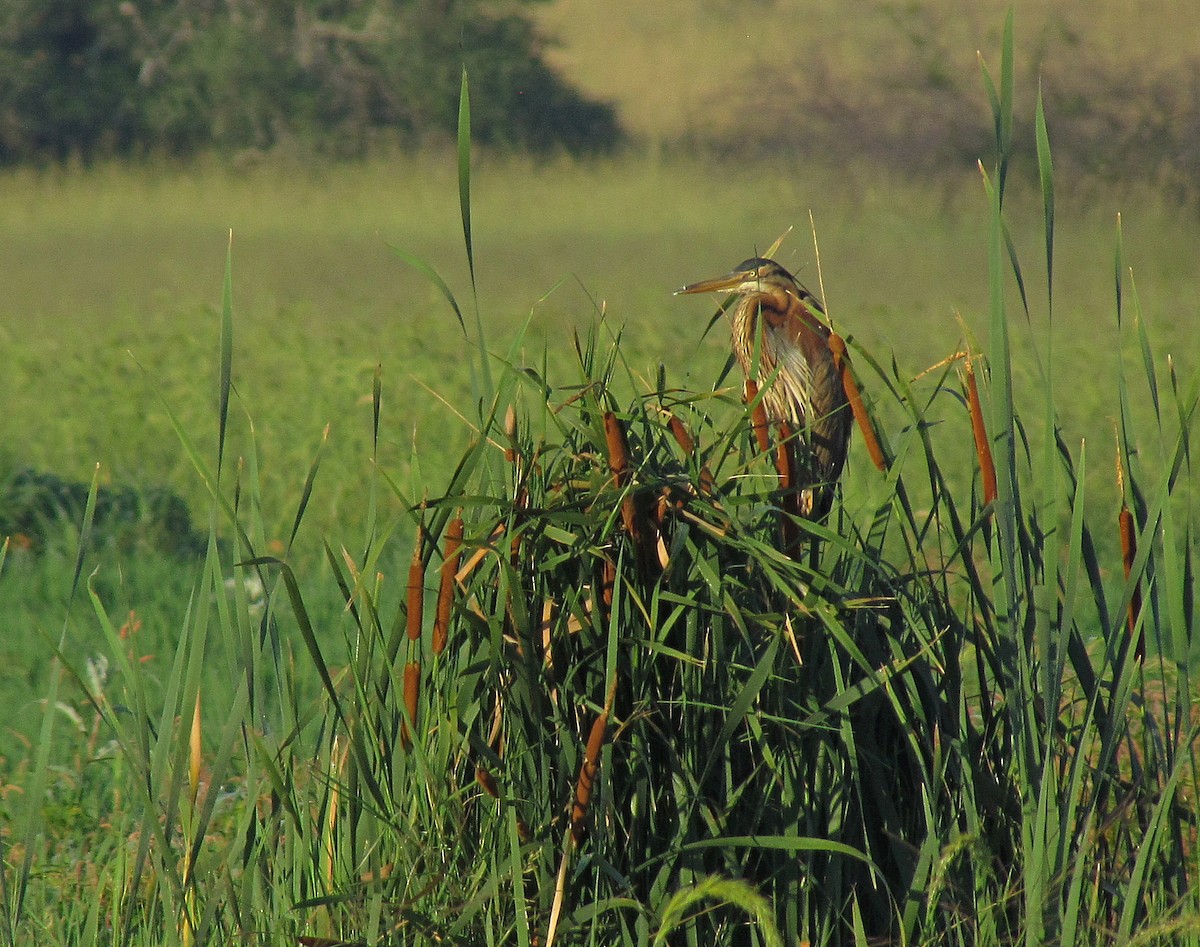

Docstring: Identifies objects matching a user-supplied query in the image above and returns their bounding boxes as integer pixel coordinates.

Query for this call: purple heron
[677,257,851,522]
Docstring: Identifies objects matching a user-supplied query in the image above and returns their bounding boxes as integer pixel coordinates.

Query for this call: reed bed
[3,20,1198,947]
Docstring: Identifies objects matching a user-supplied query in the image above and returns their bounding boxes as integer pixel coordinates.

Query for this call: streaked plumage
[677,257,851,520]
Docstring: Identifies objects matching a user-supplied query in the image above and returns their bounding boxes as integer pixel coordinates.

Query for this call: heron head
[675,257,798,297]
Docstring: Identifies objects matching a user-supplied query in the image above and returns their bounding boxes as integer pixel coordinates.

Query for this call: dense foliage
[0,464,206,557]
[0,0,621,162]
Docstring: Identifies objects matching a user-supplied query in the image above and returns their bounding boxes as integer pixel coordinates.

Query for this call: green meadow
[2,9,1200,945]
[4,156,1194,538]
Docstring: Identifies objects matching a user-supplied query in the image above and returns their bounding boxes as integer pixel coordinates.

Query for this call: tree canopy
[0,0,622,163]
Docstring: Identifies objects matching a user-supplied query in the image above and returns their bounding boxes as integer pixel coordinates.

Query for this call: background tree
[0,0,141,160]
[0,0,622,163]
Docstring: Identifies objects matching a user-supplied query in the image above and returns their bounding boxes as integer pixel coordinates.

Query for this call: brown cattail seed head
[406,530,425,642]
[434,515,464,655]
[965,356,997,505]
[830,333,887,473]
[400,661,420,750]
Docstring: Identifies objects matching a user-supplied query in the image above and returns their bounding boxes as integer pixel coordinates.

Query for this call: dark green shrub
[0,0,621,163]
[0,466,206,557]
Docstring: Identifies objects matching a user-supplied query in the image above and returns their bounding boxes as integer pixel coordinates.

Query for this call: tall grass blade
[998,10,1015,196]
[1033,73,1061,763]
[218,231,234,481]
[387,242,466,333]
[458,67,476,296]
[653,876,784,947]
[1128,272,1161,426]
[980,166,1019,622]
[285,423,328,556]
[978,55,1000,161]
[153,386,256,553]
[457,66,494,406]
[1114,212,1126,324]
[1035,85,1055,312]
[365,363,382,559]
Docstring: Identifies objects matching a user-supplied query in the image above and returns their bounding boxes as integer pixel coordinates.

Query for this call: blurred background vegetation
[3,0,1199,191]
[539,0,1200,192]
[0,0,621,161]
[2,0,1198,556]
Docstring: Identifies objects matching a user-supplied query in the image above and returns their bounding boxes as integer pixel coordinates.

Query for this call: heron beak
[675,268,754,296]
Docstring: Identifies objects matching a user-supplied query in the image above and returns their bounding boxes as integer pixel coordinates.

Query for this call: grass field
[2,12,1200,945]
[3,155,1194,537]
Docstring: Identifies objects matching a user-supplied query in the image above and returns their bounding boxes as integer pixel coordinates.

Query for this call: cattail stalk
[774,423,794,489]
[434,515,463,655]
[604,411,630,482]
[829,333,887,472]
[1119,506,1144,662]
[964,355,997,506]
[603,411,638,535]
[407,529,425,642]
[570,715,607,845]
[550,679,618,947]
[400,661,420,751]
[504,403,518,464]
[189,690,202,808]
[603,411,660,573]
[181,690,202,947]
[667,412,716,493]
[476,765,500,798]
[570,677,618,845]
[600,557,616,609]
